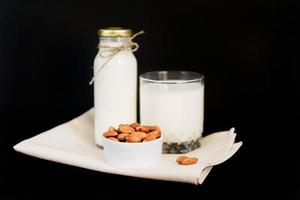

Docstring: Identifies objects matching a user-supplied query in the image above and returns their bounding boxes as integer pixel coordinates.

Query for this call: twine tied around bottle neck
[89,30,145,85]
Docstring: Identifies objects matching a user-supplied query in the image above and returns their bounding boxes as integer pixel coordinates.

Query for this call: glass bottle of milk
[93,28,137,146]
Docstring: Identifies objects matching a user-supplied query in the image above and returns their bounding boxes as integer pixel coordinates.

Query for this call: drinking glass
[139,71,204,153]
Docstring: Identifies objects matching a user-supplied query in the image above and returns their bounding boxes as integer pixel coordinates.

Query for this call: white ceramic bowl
[102,135,163,168]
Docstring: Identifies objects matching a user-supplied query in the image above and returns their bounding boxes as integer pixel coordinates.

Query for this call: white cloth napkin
[13,108,242,185]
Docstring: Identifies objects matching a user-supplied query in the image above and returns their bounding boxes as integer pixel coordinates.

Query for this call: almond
[176,156,189,164]
[108,126,116,131]
[176,156,198,165]
[148,130,161,138]
[131,132,148,140]
[117,133,130,141]
[107,137,119,142]
[143,135,157,142]
[135,126,143,131]
[139,126,151,133]
[118,125,135,133]
[141,125,159,132]
[126,135,142,143]
[151,125,160,132]
[130,123,140,128]
[103,127,118,137]
[181,157,198,165]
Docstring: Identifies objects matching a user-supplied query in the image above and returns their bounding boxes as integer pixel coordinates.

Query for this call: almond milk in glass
[140,71,204,153]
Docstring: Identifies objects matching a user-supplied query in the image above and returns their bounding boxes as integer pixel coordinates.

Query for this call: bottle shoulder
[94,50,137,67]
[94,50,136,63]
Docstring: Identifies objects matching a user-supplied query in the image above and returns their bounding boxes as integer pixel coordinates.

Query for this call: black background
[1,0,300,199]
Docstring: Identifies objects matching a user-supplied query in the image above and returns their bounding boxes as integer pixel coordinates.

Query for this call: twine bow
[89,30,145,85]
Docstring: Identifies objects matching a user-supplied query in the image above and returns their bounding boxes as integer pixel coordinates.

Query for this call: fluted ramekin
[102,135,163,168]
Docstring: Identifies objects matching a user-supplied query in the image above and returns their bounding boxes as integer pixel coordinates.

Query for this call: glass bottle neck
[99,36,130,47]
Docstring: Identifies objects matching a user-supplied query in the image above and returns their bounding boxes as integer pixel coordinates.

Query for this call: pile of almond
[102,123,161,143]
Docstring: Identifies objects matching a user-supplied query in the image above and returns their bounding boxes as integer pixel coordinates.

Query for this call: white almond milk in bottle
[93,28,137,146]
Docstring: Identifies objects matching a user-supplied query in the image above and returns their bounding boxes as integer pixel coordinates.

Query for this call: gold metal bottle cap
[97,27,133,37]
